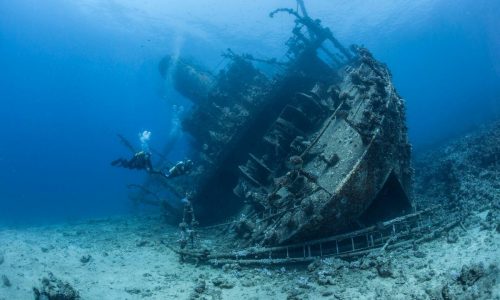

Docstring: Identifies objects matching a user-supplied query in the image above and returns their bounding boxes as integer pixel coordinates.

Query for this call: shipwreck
[137,4,414,251]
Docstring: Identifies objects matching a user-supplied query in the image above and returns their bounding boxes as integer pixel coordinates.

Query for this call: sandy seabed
[0,209,498,300]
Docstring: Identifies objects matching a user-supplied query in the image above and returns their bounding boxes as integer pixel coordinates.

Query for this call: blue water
[0,0,498,225]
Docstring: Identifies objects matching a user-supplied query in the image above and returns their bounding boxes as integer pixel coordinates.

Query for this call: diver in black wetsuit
[111,151,167,177]
[112,151,153,171]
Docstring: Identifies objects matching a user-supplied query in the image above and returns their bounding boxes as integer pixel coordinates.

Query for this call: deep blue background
[0,0,498,225]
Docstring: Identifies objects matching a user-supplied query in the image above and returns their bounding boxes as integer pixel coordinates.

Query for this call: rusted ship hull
[232,49,412,245]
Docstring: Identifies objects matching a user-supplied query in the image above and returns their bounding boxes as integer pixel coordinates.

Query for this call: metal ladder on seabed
[177,207,445,266]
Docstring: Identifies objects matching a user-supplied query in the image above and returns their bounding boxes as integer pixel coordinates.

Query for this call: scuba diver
[111,150,171,179]
[165,159,194,178]
[111,130,167,177]
[111,151,154,172]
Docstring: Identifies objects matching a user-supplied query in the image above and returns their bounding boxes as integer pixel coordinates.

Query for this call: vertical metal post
[308,245,311,257]
[286,247,289,258]
[370,235,374,247]
[351,237,355,251]
[303,245,306,258]
[335,240,339,254]
[319,243,323,257]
